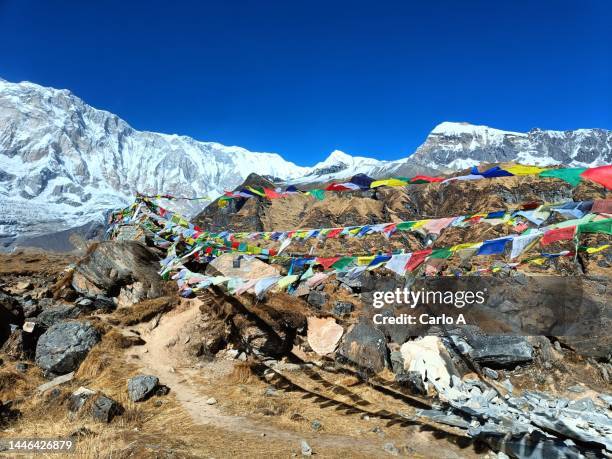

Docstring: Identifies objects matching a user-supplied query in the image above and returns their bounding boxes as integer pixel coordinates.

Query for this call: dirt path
[128,299,472,458]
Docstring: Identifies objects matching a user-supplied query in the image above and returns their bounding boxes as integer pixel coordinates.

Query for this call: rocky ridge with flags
[2,77,611,249]
[1,163,611,457]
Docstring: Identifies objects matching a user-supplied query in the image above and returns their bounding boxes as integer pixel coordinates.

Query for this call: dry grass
[0,369,28,399]
[227,360,256,385]
[108,296,175,326]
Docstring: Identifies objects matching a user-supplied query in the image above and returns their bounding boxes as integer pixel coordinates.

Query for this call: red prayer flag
[410,175,444,183]
[592,199,612,214]
[580,165,612,190]
[325,183,351,191]
[405,249,432,272]
[540,226,576,246]
[315,257,341,270]
[326,228,343,238]
[264,188,282,199]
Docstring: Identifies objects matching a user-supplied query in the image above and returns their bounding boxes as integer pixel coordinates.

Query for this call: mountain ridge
[1,77,610,248]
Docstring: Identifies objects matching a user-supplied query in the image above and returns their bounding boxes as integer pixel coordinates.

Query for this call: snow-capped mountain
[0,78,311,248]
[0,78,610,249]
[412,121,611,170]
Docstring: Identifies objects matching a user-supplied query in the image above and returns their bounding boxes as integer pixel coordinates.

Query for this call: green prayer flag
[539,168,586,187]
[331,256,354,270]
[396,221,417,231]
[429,247,453,259]
[576,218,612,235]
[308,189,325,201]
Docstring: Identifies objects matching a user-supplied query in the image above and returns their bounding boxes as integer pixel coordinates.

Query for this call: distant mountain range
[0,77,610,248]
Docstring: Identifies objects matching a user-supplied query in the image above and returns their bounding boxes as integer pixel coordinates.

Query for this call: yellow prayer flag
[370,178,408,188]
[451,242,479,252]
[505,165,547,176]
[357,256,375,266]
[528,257,546,265]
[586,244,610,254]
[411,219,430,230]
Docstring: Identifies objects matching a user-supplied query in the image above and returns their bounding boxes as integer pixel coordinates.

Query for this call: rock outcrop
[35,321,101,375]
[72,241,164,306]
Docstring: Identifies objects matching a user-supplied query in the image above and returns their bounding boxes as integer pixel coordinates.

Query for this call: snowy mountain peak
[413,122,611,170]
[320,149,354,165]
[430,121,526,139]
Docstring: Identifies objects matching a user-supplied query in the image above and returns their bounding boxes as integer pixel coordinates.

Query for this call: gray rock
[69,387,97,412]
[566,385,585,393]
[311,419,322,431]
[483,368,499,380]
[127,375,159,402]
[395,371,427,395]
[0,290,23,346]
[35,322,100,375]
[37,304,83,328]
[338,320,388,372]
[22,300,40,318]
[71,241,164,306]
[383,442,399,456]
[75,298,93,308]
[332,301,353,316]
[91,394,121,423]
[300,440,312,456]
[306,291,327,309]
[466,335,534,368]
[92,295,116,312]
[598,394,612,408]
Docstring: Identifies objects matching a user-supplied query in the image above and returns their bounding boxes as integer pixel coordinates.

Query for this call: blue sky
[0,0,610,165]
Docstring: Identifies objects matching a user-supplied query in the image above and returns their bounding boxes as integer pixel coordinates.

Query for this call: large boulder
[307,317,344,355]
[35,321,101,375]
[448,331,534,369]
[72,241,164,306]
[338,320,388,372]
[400,337,458,392]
